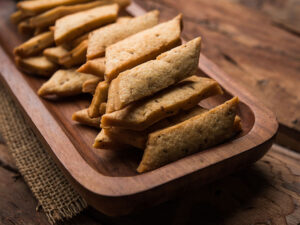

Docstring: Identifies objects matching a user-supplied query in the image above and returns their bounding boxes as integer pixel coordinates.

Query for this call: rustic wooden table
[1,0,299,224]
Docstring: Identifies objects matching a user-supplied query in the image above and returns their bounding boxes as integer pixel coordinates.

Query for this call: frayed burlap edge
[0,82,87,224]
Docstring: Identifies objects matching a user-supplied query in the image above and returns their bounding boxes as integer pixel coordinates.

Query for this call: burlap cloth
[0,81,87,224]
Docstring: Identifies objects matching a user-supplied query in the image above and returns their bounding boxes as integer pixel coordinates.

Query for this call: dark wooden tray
[0,0,278,216]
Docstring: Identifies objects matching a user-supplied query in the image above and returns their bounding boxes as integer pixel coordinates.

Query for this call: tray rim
[0,1,278,198]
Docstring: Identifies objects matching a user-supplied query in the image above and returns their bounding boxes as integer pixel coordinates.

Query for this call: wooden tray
[0,0,278,216]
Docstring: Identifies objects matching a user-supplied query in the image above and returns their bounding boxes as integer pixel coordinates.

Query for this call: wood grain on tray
[0,0,278,216]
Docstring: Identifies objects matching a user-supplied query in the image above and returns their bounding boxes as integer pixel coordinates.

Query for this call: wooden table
[0,0,299,224]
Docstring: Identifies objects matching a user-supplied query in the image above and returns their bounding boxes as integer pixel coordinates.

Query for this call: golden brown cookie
[43,45,69,64]
[87,10,159,59]
[77,57,106,78]
[15,56,58,77]
[18,17,36,35]
[105,106,208,149]
[93,129,124,149]
[38,69,97,97]
[14,31,54,57]
[33,27,49,36]
[137,97,240,173]
[54,4,119,45]
[88,81,109,118]
[105,79,117,113]
[10,10,31,24]
[82,77,102,94]
[59,40,87,68]
[112,37,201,110]
[99,102,107,115]
[105,14,183,81]
[29,0,129,28]
[17,0,91,15]
[72,108,101,128]
[102,76,223,130]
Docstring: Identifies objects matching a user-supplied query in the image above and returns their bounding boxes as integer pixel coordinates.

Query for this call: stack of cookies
[12,0,241,172]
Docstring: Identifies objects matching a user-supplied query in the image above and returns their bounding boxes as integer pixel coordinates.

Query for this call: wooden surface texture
[0,0,299,224]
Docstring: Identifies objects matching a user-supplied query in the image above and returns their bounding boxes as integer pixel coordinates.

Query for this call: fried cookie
[137,97,240,172]
[77,57,106,78]
[38,69,97,97]
[15,55,58,77]
[82,77,102,94]
[88,81,109,117]
[72,108,101,128]
[43,45,69,64]
[102,76,223,130]
[112,37,201,110]
[87,10,159,59]
[14,31,54,57]
[54,4,119,45]
[105,14,182,81]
